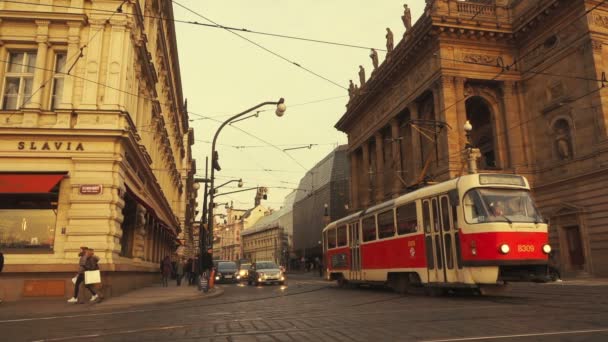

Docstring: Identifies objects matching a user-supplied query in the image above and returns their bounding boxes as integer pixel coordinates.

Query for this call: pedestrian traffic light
[212,151,221,171]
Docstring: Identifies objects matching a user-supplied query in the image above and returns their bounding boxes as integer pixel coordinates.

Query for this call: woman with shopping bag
[83,249,101,302]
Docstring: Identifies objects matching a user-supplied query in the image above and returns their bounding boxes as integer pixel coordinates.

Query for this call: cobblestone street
[2,274,608,342]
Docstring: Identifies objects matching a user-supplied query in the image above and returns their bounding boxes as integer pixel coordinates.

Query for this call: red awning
[0,173,66,193]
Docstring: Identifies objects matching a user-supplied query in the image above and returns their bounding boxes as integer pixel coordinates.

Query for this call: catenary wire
[0,0,386,52]
[172,1,347,91]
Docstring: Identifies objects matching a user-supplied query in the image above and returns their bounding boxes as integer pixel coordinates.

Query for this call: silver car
[247,261,286,286]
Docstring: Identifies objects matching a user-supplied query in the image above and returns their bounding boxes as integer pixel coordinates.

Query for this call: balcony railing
[457,2,496,17]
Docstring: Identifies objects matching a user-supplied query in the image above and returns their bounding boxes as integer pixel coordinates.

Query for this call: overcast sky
[173,1,425,214]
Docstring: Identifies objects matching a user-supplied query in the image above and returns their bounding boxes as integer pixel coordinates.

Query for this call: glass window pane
[377,210,395,239]
[26,53,37,73]
[0,209,56,249]
[337,226,347,247]
[328,229,336,249]
[362,217,376,242]
[20,78,34,107]
[8,53,25,73]
[423,201,431,233]
[397,203,417,235]
[55,53,67,73]
[445,234,453,269]
[51,78,64,109]
[432,199,440,232]
[441,197,451,232]
[3,77,20,110]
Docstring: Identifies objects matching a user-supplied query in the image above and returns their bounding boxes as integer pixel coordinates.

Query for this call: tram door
[439,195,460,283]
[349,222,361,281]
[424,199,445,283]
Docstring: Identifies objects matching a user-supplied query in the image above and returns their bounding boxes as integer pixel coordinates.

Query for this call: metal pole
[199,157,209,275]
[207,101,280,252]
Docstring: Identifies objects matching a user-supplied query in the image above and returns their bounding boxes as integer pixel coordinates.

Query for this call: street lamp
[463,120,481,174]
[213,178,243,194]
[201,98,286,274]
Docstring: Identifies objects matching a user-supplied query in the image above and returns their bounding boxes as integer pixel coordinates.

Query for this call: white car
[247,261,286,286]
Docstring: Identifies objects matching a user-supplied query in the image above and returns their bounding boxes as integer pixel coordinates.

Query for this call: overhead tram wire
[172,1,347,91]
[1,0,386,52]
[0,54,315,173]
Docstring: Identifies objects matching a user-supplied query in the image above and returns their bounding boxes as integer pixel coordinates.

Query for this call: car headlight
[542,244,552,254]
[215,276,220,280]
[499,244,510,254]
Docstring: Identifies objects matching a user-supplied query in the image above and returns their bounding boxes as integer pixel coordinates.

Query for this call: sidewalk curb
[95,286,224,309]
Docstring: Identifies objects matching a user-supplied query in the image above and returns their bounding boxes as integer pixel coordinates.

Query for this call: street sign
[79,184,103,195]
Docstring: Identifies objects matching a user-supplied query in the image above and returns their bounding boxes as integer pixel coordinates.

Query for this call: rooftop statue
[386,28,394,55]
[370,48,379,70]
[402,4,412,31]
[348,80,356,99]
[359,65,366,86]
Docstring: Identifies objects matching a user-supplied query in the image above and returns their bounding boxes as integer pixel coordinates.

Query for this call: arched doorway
[465,96,497,169]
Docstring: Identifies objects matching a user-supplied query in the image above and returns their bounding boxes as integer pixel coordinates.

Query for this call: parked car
[214,261,239,283]
[238,263,251,280]
[247,261,286,286]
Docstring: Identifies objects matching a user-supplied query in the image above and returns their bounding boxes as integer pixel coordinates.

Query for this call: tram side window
[432,199,440,232]
[377,210,395,239]
[337,226,347,247]
[397,203,418,235]
[328,228,337,249]
[423,201,432,233]
[362,216,377,242]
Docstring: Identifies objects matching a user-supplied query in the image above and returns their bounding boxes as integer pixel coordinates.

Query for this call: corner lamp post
[463,120,481,174]
[201,98,286,273]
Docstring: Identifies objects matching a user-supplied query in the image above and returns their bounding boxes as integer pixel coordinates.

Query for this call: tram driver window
[377,210,395,239]
[328,228,337,249]
[337,226,347,247]
[397,203,418,235]
[362,216,377,242]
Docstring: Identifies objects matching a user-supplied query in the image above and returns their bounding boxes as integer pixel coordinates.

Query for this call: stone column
[390,119,404,195]
[437,76,461,176]
[79,19,105,109]
[132,204,147,262]
[26,21,50,111]
[374,132,385,202]
[361,142,371,207]
[350,151,360,210]
[409,104,422,182]
[502,81,526,169]
[454,77,468,154]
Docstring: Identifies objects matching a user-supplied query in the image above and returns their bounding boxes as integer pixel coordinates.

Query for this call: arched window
[465,96,497,169]
[553,119,573,160]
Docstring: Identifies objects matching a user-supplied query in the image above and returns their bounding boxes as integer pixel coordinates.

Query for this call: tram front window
[463,188,543,224]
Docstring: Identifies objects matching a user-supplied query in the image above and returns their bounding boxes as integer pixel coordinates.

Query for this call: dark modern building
[292,145,350,263]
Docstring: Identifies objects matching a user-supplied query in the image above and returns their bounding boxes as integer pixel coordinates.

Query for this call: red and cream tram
[322,173,552,294]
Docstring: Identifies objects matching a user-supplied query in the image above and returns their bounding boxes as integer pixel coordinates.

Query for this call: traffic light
[212,151,221,171]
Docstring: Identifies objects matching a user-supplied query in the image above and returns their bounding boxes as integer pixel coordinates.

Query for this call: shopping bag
[84,270,101,284]
[71,276,78,284]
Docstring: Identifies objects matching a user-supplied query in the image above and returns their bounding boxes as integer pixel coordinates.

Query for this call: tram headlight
[499,244,510,254]
[542,244,552,254]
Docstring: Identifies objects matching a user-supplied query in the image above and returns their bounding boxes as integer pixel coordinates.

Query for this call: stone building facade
[0,0,196,300]
[242,210,286,265]
[336,0,608,278]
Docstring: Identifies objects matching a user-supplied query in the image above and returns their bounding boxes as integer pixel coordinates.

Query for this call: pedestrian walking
[190,254,200,286]
[161,256,172,287]
[185,258,193,285]
[67,246,88,304]
[176,258,185,286]
[0,250,4,304]
[83,248,100,302]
